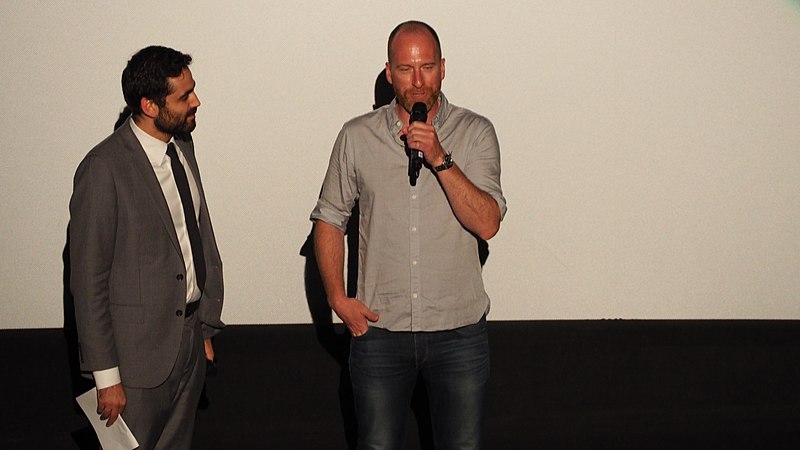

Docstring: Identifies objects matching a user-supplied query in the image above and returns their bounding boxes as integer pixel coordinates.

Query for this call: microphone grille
[410,102,427,123]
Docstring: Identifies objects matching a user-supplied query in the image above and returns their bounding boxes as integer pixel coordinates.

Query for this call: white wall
[2,1,800,328]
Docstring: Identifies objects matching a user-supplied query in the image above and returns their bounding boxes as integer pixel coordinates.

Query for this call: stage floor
[2,321,799,449]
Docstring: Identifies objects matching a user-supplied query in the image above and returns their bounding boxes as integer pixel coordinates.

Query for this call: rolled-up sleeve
[310,126,359,230]
[461,118,507,221]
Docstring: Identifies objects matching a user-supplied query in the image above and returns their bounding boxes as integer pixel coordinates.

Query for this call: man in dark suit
[69,45,224,450]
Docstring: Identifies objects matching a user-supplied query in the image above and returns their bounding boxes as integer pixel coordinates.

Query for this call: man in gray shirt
[311,20,506,449]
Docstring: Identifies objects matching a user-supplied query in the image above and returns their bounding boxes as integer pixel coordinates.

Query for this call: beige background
[2,1,800,328]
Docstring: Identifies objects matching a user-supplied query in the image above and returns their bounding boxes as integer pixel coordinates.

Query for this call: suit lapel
[118,120,183,254]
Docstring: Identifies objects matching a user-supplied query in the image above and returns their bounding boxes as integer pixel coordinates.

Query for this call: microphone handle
[408,146,422,186]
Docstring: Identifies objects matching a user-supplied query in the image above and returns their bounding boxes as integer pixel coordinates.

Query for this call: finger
[106,411,119,427]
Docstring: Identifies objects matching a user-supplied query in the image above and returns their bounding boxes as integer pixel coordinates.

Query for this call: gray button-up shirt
[311,93,507,332]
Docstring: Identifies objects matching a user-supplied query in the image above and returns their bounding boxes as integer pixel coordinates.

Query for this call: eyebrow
[178,82,196,100]
[396,62,437,69]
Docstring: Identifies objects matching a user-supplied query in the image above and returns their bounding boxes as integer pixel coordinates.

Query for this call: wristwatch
[434,153,454,172]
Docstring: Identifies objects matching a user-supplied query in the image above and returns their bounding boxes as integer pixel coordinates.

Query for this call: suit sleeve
[69,154,120,372]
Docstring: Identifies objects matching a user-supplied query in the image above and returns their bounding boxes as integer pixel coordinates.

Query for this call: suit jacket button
[176,310,183,317]
[177,274,184,280]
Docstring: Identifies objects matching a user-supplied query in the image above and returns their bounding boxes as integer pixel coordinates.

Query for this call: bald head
[387,20,442,64]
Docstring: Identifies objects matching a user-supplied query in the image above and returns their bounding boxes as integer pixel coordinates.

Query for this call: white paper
[76,387,139,450]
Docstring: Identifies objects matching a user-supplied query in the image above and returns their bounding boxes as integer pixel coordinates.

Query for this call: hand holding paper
[97,383,126,426]
[76,388,138,450]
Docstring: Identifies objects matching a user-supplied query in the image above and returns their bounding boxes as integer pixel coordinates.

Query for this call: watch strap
[434,153,454,172]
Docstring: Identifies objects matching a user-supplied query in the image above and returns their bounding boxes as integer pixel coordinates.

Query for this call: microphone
[407,102,427,186]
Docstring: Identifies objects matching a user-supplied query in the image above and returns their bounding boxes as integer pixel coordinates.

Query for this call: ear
[385,62,393,85]
[440,58,446,81]
[139,97,159,119]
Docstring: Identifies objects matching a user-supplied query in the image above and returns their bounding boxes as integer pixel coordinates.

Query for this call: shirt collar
[129,119,177,166]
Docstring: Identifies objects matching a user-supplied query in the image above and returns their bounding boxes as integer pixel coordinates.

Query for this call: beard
[395,87,440,116]
[155,106,197,138]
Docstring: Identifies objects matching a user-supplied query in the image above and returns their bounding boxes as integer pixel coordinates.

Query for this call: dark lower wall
[2,321,799,449]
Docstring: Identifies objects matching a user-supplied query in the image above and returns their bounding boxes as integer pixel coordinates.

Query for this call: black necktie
[166,143,206,289]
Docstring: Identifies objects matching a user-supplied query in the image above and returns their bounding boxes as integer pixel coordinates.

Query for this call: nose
[412,69,423,88]
[190,92,201,108]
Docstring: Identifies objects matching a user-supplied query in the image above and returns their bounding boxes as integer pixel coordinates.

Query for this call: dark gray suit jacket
[69,119,224,388]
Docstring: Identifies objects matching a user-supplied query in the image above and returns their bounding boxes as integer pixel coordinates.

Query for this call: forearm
[313,220,379,334]
[313,220,348,307]
[408,118,502,240]
[435,163,501,240]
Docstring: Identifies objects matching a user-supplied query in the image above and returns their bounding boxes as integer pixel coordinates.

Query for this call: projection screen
[1,1,799,328]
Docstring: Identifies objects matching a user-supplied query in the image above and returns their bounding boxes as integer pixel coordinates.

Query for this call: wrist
[327,293,349,308]
[433,152,454,172]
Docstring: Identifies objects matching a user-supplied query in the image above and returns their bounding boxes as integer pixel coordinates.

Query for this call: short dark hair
[121,46,192,115]
[387,20,441,63]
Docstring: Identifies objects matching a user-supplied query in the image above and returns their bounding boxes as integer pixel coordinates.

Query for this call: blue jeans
[349,316,489,450]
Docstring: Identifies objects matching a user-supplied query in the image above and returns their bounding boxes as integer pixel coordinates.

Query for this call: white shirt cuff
[93,367,121,389]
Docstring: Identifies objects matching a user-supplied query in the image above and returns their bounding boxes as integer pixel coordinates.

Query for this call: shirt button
[412,194,417,200]
[412,293,418,299]
[412,260,418,266]
[411,227,417,232]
